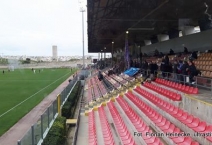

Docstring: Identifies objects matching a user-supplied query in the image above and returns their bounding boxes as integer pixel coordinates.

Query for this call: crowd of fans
[96,46,206,84]
[140,47,200,84]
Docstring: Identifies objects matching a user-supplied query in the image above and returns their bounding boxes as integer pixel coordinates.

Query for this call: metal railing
[141,69,212,93]
[17,76,79,145]
[72,81,85,145]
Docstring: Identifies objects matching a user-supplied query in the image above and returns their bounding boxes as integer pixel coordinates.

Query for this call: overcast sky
[0,0,94,56]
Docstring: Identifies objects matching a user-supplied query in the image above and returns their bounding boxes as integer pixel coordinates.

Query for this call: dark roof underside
[87,0,212,53]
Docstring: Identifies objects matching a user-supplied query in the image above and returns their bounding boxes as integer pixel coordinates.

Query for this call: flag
[125,36,130,69]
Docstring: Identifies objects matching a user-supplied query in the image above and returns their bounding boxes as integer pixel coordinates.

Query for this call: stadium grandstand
[1,0,212,145]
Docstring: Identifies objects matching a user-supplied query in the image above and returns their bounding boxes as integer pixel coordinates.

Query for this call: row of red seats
[123,75,133,81]
[104,75,121,88]
[116,97,164,145]
[87,87,93,103]
[111,74,128,85]
[93,83,101,99]
[98,106,115,145]
[97,81,107,96]
[88,111,97,145]
[125,92,199,145]
[134,87,212,143]
[155,78,198,94]
[107,101,136,145]
[143,82,181,101]
[119,74,135,82]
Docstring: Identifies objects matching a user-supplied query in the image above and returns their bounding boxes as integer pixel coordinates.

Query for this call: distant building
[52,45,58,61]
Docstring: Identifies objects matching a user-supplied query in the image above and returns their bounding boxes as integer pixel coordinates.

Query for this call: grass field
[0,68,76,136]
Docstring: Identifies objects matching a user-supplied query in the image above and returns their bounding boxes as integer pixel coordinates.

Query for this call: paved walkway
[0,75,74,145]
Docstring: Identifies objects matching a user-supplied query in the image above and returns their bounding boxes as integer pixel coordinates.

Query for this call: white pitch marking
[0,72,71,118]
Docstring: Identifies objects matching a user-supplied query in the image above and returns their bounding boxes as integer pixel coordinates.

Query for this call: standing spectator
[160,59,166,78]
[164,55,169,65]
[173,61,179,82]
[180,61,189,83]
[183,45,188,54]
[142,60,148,76]
[169,49,175,55]
[187,60,197,84]
[191,51,198,60]
[153,62,158,76]
[154,49,159,56]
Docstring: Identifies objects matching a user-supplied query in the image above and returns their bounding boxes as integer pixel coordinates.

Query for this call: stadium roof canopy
[87,0,212,53]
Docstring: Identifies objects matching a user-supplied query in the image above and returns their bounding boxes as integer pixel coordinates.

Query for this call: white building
[52,45,58,61]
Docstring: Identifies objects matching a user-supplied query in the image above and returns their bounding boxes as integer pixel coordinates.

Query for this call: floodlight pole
[80,7,85,69]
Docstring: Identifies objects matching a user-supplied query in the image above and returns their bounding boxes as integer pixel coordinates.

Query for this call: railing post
[57,94,61,116]
[31,125,34,145]
[52,101,55,118]
[41,115,44,139]
[17,140,21,145]
[47,107,50,127]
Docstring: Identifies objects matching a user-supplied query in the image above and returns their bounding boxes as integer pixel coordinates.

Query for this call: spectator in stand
[177,52,182,57]
[130,59,133,68]
[153,62,158,76]
[180,60,189,83]
[183,45,189,54]
[98,70,103,81]
[158,52,164,58]
[164,55,169,65]
[160,59,166,78]
[149,61,158,80]
[154,49,159,57]
[149,61,154,74]
[143,53,148,57]
[173,60,179,82]
[177,60,183,74]
[190,51,198,60]
[169,49,175,55]
[135,59,140,68]
[187,60,197,84]
[142,60,148,76]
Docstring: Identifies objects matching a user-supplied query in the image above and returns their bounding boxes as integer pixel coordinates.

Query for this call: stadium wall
[141,29,212,54]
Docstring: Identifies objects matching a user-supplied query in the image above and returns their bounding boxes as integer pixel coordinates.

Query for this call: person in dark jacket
[142,60,148,76]
[184,46,188,54]
[191,51,198,60]
[169,49,174,55]
[173,61,179,82]
[181,61,189,75]
[153,62,158,76]
[98,71,103,81]
[187,60,197,84]
[160,59,166,78]
[164,55,169,66]
[180,61,189,83]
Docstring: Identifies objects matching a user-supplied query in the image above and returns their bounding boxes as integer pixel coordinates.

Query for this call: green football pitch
[0,68,76,136]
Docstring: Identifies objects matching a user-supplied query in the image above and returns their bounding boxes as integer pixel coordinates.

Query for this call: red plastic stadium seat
[191,141,199,145]
[192,88,198,94]
[181,115,194,124]
[202,125,212,142]
[177,137,192,145]
[192,121,207,132]
[187,118,200,128]
[178,112,189,121]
